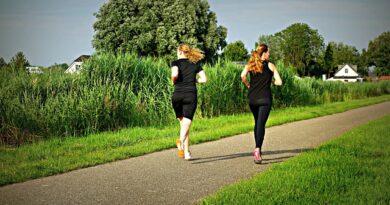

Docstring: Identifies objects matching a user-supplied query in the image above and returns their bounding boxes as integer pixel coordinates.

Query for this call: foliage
[0,57,7,69]
[277,23,324,76]
[256,23,324,76]
[255,23,389,78]
[328,41,360,74]
[221,41,249,62]
[92,0,227,62]
[358,48,369,76]
[367,31,390,76]
[47,63,69,71]
[9,51,30,70]
[256,34,284,63]
[323,43,333,78]
[1,55,389,145]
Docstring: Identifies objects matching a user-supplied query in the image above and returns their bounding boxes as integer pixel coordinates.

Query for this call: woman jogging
[171,43,207,160]
[241,43,282,164]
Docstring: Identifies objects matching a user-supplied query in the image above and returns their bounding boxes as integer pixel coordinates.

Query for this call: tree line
[0,52,68,72]
[222,26,389,78]
[1,0,388,78]
[91,0,389,77]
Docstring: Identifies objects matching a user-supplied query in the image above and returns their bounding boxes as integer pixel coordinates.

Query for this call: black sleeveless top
[171,58,203,93]
[248,61,273,102]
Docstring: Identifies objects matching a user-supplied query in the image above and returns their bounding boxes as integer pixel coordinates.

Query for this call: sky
[0,0,389,67]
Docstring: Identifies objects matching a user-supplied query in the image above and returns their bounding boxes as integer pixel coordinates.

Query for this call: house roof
[378,76,390,80]
[73,55,90,63]
[334,64,360,77]
[336,64,357,73]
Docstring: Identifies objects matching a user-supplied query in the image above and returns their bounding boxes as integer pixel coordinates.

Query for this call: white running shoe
[184,152,191,160]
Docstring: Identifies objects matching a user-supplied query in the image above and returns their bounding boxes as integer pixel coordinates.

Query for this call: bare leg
[180,118,192,154]
[177,117,184,149]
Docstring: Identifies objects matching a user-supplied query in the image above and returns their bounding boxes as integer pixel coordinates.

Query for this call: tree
[367,31,390,76]
[216,26,228,52]
[256,34,283,63]
[48,63,69,70]
[92,0,227,62]
[0,57,7,69]
[330,42,359,66]
[9,52,30,70]
[357,48,369,76]
[276,23,324,76]
[325,42,360,76]
[221,41,248,62]
[323,43,334,78]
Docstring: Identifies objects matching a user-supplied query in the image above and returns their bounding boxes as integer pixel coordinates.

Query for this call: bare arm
[241,65,250,88]
[269,63,282,86]
[171,66,179,85]
[197,70,207,83]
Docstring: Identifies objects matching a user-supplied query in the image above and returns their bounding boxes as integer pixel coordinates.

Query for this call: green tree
[367,31,390,76]
[325,42,361,76]
[221,41,248,62]
[9,51,30,70]
[256,34,283,63]
[357,48,369,76]
[277,23,324,76]
[48,63,69,70]
[216,26,228,51]
[0,57,7,69]
[330,42,359,66]
[92,0,227,62]
[323,43,334,78]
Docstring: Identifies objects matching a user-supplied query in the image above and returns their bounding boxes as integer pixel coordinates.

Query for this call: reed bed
[1,54,389,145]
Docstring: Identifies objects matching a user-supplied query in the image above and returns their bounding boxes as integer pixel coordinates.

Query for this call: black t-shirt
[248,61,273,102]
[171,58,203,93]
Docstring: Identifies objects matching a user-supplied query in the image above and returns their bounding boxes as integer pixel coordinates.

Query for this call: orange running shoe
[176,139,184,158]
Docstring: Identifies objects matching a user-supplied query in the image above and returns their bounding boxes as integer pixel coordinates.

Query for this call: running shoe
[184,152,191,160]
[253,149,262,164]
[176,138,184,158]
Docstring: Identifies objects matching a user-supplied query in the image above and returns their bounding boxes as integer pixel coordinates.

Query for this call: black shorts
[171,92,197,120]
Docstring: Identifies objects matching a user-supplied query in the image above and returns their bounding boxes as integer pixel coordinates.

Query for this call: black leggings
[249,98,272,149]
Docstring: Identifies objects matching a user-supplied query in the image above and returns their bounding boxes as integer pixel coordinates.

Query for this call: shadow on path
[191,148,312,164]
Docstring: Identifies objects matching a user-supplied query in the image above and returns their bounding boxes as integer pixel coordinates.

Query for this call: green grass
[200,113,390,205]
[1,95,390,186]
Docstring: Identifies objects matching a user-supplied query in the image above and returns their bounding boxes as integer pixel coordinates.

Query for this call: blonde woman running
[171,43,207,160]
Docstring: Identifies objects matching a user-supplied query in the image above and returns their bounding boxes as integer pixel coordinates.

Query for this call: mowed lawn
[1,95,390,186]
[200,114,390,205]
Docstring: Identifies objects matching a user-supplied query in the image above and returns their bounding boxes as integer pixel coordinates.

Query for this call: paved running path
[1,102,390,205]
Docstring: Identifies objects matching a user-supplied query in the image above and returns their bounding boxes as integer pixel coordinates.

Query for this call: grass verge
[200,113,390,204]
[1,95,390,186]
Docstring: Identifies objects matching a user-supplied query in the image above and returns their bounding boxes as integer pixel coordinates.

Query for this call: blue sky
[0,0,389,67]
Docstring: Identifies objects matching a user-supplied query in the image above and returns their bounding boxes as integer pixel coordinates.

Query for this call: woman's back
[248,62,273,101]
[172,58,202,93]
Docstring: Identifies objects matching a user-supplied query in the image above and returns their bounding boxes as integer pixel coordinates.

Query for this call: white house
[65,55,90,74]
[26,66,43,74]
[327,64,363,82]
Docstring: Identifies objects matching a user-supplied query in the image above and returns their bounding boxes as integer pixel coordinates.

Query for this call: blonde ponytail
[178,43,204,63]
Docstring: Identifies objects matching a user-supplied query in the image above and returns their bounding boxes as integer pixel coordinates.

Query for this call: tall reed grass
[1,54,389,145]
[272,61,390,107]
